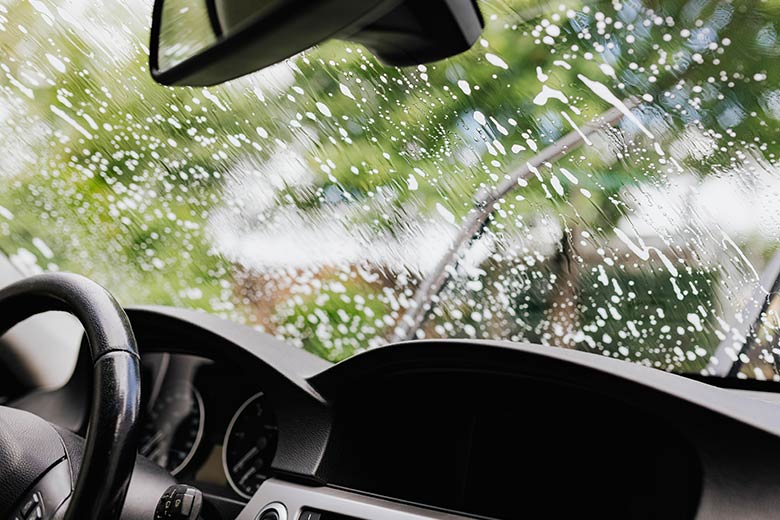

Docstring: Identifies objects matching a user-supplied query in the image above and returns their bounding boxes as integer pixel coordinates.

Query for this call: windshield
[2,0,780,377]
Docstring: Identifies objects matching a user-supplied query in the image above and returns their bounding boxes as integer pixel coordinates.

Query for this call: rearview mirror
[149,0,484,87]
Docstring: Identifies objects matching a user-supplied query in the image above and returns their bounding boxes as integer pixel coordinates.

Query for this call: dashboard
[12,305,780,519]
[138,353,277,502]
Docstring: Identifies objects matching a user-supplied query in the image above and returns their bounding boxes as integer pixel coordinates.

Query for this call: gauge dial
[139,384,204,475]
[222,392,277,499]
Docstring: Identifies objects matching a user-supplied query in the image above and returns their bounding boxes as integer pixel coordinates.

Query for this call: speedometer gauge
[222,392,277,499]
[139,384,204,475]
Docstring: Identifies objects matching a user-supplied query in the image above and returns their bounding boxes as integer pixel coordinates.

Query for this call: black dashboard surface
[15,305,780,519]
[318,371,702,519]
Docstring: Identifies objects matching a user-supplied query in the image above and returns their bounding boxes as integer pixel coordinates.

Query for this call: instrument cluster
[139,353,277,501]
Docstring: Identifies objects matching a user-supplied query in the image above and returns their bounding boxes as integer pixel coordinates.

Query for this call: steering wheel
[0,273,140,519]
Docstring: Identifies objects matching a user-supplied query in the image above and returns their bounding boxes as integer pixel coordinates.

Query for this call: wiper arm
[706,250,780,377]
[391,100,637,342]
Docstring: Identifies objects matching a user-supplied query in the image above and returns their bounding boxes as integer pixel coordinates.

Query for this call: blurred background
[2,0,780,378]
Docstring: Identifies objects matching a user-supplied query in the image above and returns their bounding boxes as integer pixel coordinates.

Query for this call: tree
[1,0,779,373]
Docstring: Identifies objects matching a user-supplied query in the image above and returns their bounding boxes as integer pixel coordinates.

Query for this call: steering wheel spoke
[8,455,71,520]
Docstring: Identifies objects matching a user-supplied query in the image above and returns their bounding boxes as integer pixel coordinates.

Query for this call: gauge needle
[140,430,164,455]
[233,446,259,473]
[239,466,257,486]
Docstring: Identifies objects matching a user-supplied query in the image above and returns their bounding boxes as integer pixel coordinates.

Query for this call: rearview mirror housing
[149,0,484,87]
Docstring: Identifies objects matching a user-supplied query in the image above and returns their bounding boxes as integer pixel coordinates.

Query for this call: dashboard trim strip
[238,479,475,520]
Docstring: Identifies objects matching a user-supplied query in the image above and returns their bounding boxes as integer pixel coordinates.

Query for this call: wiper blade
[392,100,637,342]
[706,250,780,377]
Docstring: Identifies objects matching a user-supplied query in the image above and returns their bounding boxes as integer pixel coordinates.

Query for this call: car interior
[2,0,780,518]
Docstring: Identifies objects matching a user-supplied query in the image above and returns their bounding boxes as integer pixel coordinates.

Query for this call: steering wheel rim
[0,273,141,519]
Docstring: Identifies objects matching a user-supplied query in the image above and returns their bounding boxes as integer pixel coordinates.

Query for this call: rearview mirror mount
[149,0,484,87]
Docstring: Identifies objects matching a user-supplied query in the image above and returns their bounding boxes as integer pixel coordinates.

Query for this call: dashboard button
[181,492,194,515]
[20,493,39,516]
[24,505,42,520]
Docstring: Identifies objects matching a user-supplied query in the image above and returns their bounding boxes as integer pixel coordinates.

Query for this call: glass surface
[3,0,780,378]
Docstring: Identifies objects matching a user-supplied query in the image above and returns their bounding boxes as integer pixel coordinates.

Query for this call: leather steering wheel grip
[0,273,141,519]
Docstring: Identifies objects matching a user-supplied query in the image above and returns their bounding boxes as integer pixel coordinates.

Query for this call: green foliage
[275,276,389,361]
[1,0,779,372]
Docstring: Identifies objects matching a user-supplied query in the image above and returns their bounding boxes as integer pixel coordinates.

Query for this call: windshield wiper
[392,100,636,342]
[706,250,780,377]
